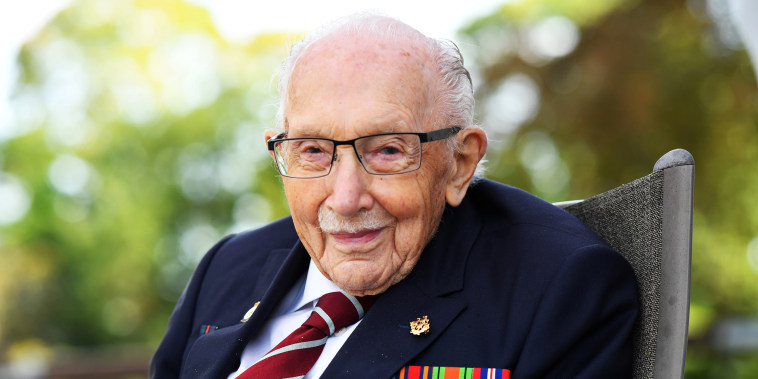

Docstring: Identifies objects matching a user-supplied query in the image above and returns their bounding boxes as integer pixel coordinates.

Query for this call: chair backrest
[555,148,694,379]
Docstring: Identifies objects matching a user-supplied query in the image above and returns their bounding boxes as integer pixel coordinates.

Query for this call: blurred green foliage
[459,0,758,377]
[0,0,291,363]
[0,0,757,377]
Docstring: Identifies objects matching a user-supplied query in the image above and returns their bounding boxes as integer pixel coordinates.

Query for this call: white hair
[275,12,485,174]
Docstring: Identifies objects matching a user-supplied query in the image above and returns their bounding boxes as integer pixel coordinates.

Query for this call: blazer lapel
[241,242,311,333]
[181,242,310,378]
[323,278,466,378]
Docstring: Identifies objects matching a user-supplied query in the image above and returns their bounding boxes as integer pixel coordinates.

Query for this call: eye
[295,140,330,154]
[379,146,401,155]
[287,140,333,164]
[305,146,325,154]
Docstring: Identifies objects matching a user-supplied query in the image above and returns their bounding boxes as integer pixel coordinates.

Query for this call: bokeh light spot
[484,73,541,137]
[47,154,93,197]
[0,173,32,225]
[526,16,580,62]
[179,222,219,266]
[746,236,758,273]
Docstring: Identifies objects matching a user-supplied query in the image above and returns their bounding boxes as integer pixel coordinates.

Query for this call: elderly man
[151,14,638,379]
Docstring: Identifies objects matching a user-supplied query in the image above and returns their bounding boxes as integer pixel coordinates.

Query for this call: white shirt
[227,260,362,379]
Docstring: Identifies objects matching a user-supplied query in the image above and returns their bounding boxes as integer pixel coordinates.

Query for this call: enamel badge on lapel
[241,301,260,323]
[410,315,430,335]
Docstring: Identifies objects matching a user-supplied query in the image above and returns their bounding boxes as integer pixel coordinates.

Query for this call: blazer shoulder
[468,179,606,249]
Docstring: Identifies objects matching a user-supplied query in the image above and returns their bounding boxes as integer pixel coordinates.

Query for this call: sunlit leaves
[0,0,289,349]
[464,0,758,375]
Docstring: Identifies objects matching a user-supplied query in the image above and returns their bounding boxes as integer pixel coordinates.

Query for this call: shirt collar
[293,260,343,312]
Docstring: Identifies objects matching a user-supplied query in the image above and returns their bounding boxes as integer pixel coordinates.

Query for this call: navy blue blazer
[150,179,638,378]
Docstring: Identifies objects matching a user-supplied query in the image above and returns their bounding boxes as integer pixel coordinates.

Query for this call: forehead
[284,33,437,138]
[287,116,408,139]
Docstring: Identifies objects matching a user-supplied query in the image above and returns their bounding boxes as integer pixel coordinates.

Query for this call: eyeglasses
[267,126,461,178]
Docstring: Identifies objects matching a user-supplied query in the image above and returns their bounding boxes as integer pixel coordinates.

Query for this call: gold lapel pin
[410,315,430,335]
[241,301,260,323]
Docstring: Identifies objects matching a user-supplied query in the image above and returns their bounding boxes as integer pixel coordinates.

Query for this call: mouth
[329,228,385,246]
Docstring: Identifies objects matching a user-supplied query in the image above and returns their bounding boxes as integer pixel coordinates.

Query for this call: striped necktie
[237,291,376,379]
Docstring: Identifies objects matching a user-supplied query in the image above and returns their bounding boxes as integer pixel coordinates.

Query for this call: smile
[329,228,385,246]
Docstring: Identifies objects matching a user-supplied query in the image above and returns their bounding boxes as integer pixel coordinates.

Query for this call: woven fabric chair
[554,149,694,379]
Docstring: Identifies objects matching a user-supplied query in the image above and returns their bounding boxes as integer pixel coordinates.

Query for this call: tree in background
[459,0,758,377]
[0,0,289,372]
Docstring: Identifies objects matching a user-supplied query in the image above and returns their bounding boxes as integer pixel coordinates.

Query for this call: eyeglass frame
[266,126,462,178]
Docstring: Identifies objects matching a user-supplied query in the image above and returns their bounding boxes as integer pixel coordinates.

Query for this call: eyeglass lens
[273,134,422,177]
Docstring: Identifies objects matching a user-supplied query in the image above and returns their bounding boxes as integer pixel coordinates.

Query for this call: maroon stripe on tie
[237,291,376,379]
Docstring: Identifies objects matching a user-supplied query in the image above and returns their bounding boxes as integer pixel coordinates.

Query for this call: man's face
[272,35,455,296]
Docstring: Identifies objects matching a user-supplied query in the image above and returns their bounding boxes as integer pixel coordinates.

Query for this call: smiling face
[269,32,459,296]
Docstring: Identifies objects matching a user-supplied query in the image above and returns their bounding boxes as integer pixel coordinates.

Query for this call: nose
[323,146,374,217]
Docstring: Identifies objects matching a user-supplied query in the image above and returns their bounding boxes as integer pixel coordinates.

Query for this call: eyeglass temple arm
[420,126,462,142]
[267,132,287,150]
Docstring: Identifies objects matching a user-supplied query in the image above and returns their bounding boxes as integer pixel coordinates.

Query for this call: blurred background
[1,0,757,377]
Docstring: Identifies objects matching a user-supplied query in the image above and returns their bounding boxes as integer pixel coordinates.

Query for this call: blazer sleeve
[514,244,639,379]
[149,234,235,378]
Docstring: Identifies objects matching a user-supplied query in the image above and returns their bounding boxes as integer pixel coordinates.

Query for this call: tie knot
[304,291,377,336]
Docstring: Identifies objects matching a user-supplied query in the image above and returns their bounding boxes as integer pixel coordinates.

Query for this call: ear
[264,129,280,161]
[445,126,488,207]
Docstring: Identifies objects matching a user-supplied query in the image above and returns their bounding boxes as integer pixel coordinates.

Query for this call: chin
[331,270,389,296]
[331,262,413,297]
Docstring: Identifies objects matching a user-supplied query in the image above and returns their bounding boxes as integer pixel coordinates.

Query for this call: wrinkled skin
[265,31,487,296]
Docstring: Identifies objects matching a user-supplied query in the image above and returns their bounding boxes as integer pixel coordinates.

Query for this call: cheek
[284,180,323,220]
[378,155,449,215]
[376,174,448,248]
[375,185,423,220]
[284,180,327,250]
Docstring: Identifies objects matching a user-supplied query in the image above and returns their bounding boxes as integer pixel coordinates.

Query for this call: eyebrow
[287,120,408,139]
[284,129,320,138]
